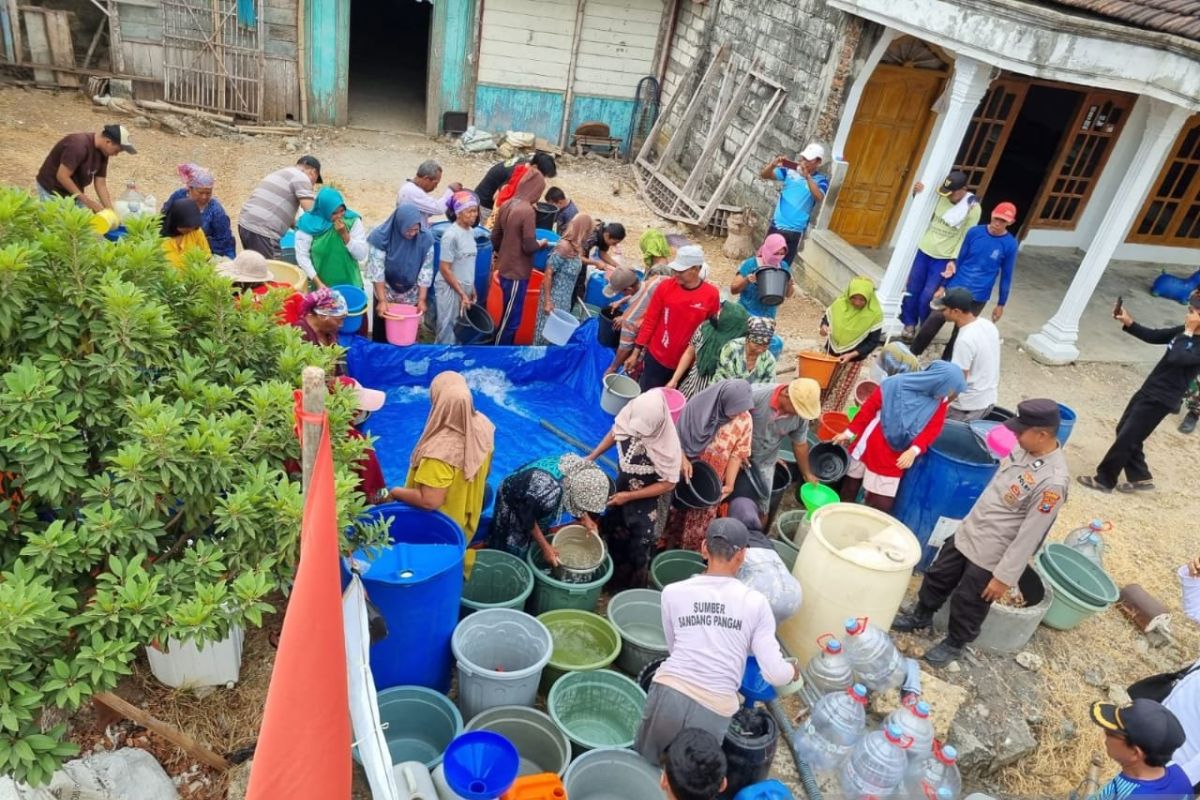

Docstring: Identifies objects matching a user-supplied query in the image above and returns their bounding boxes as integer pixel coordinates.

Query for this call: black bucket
[983,406,1015,423]
[767,461,796,517]
[454,302,495,345]
[718,706,778,799]
[672,460,723,510]
[809,442,849,485]
[534,202,560,231]
[754,268,788,307]
[598,305,621,348]
[732,465,770,502]
[637,656,667,693]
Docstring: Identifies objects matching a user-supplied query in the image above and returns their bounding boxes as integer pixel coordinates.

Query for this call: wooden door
[954,77,1029,195]
[830,65,945,248]
[163,0,264,119]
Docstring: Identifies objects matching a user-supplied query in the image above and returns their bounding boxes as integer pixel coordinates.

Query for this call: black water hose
[767,698,823,800]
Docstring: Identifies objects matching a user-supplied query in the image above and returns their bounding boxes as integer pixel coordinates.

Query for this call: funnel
[442,731,520,800]
[799,482,839,512]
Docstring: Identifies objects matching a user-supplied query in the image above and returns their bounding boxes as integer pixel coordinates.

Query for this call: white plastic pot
[145,626,245,689]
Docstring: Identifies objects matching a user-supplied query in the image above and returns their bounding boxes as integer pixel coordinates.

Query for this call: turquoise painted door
[435,0,474,122]
[308,0,349,125]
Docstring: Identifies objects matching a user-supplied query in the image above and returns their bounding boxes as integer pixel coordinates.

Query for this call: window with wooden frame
[954,78,1029,195]
[1128,114,1200,248]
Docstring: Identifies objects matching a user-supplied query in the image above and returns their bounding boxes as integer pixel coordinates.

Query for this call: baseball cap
[1002,398,1061,433]
[799,143,826,162]
[930,286,976,312]
[669,244,706,272]
[705,518,748,551]
[992,202,1018,223]
[101,124,137,154]
[297,155,323,184]
[1092,699,1185,761]
[602,267,639,297]
[938,170,968,196]
[787,378,821,420]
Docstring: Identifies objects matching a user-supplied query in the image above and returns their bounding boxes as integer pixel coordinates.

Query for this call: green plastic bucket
[772,537,799,572]
[465,705,572,777]
[1036,553,1111,631]
[461,549,535,615]
[649,549,706,591]
[527,548,613,615]
[606,589,669,676]
[537,609,622,690]
[563,747,663,799]
[355,685,463,769]
[548,669,647,754]
[1038,543,1119,607]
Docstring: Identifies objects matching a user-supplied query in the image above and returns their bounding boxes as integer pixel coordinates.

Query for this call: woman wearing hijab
[292,288,348,355]
[586,389,682,590]
[639,229,673,277]
[820,277,885,411]
[161,163,235,259]
[714,317,777,385]
[662,379,756,551]
[489,453,610,567]
[160,198,211,267]
[730,233,795,319]
[295,187,368,289]
[491,170,549,345]
[666,301,750,399]
[367,202,436,342]
[434,192,481,344]
[389,372,496,556]
[832,361,966,512]
[534,213,593,345]
[727,497,803,621]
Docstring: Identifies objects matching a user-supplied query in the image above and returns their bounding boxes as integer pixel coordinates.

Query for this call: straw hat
[217,251,272,283]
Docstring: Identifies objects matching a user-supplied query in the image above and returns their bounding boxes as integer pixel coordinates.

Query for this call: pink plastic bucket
[661,388,686,423]
[383,303,421,346]
[986,425,1017,458]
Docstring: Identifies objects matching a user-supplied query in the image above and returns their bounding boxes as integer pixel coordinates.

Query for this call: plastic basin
[672,459,723,509]
[537,609,622,689]
[465,705,571,777]
[600,373,640,415]
[442,731,521,800]
[526,548,613,615]
[542,309,580,345]
[562,747,662,799]
[1038,543,1119,607]
[799,482,839,513]
[650,549,706,591]
[550,525,607,584]
[452,608,553,719]
[809,443,849,484]
[605,589,668,676]
[773,509,808,548]
[358,685,462,769]
[547,670,647,753]
[1037,560,1110,631]
[461,549,534,614]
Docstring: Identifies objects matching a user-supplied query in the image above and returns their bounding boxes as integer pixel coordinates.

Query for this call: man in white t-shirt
[932,287,1000,422]
[1161,557,1200,791]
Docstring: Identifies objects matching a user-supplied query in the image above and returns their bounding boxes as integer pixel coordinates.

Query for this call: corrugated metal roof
[1045,0,1200,40]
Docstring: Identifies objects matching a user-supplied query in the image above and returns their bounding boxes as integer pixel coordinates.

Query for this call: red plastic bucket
[817,411,850,442]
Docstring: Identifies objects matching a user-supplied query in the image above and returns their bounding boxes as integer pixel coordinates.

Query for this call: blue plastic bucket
[1057,403,1076,445]
[331,284,367,334]
[345,503,465,691]
[532,228,560,270]
[431,222,495,307]
[892,420,998,571]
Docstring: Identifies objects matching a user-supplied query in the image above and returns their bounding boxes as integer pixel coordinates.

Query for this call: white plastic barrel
[777,503,920,665]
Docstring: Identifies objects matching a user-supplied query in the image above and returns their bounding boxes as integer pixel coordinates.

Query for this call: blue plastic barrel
[1057,403,1076,445]
[345,503,465,692]
[431,222,496,307]
[585,267,645,309]
[892,420,998,571]
[533,228,560,270]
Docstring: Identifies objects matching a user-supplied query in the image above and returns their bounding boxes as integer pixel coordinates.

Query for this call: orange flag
[247,417,351,799]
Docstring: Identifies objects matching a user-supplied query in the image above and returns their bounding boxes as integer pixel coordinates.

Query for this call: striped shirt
[237,166,315,239]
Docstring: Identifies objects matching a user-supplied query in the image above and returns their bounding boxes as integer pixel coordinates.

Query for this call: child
[1089,699,1192,799]
[545,186,579,235]
[661,728,727,800]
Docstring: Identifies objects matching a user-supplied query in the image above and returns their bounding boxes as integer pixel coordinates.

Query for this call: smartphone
[1113,296,1123,318]
[779,158,800,171]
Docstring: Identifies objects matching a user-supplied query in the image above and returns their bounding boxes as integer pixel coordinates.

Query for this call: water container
[485,269,544,345]
[886,698,935,764]
[839,722,912,798]
[392,761,438,800]
[719,706,779,799]
[842,617,907,691]
[606,589,668,676]
[562,747,662,799]
[358,685,463,769]
[892,420,999,571]
[344,503,465,691]
[537,609,622,689]
[791,683,869,772]
[548,670,647,753]
[904,741,962,799]
[465,706,571,777]
[542,309,580,345]
[650,549,707,590]
[800,635,853,708]
[1063,520,1110,568]
[732,780,793,800]
[451,608,553,719]
[1057,403,1076,445]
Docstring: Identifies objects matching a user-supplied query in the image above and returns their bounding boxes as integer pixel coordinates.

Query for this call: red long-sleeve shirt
[845,387,949,478]
[635,278,720,368]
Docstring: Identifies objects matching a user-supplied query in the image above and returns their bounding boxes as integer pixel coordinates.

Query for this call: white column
[877,57,993,330]
[1025,98,1191,365]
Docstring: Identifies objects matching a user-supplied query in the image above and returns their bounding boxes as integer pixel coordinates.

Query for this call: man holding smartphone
[759,144,827,269]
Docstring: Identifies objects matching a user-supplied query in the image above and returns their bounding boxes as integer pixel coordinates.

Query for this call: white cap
[669,244,706,271]
[799,143,826,162]
[351,379,385,411]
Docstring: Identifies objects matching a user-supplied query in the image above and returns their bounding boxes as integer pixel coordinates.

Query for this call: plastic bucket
[767,461,794,518]
[332,284,367,334]
[816,411,850,442]
[443,731,521,800]
[600,373,640,415]
[533,229,560,270]
[598,305,621,348]
[797,351,840,389]
[461,549,534,614]
[772,537,799,571]
[672,459,723,509]
[854,380,879,405]
[773,509,808,548]
[661,387,687,423]
[550,525,607,583]
[933,565,1053,654]
[983,406,1014,423]
[542,309,580,345]
[537,609,622,689]
[650,549,706,591]
[534,202,560,231]
[606,589,668,676]
[345,503,465,692]
[548,670,647,753]
[452,608,553,719]
[893,420,999,571]
[455,303,496,345]
[360,685,463,769]
[1038,543,1119,607]
[1057,403,1077,445]
[465,706,571,777]
[526,548,613,614]
[721,707,779,799]
[754,268,788,307]
[809,442,849,484]
[1036,551,1111,631]
[383,302,421,346]
[562,746,662,799]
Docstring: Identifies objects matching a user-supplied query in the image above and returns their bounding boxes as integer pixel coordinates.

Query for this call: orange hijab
[409,372,496,481]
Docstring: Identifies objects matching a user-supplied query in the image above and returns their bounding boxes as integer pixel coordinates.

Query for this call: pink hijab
[757,233,788,267]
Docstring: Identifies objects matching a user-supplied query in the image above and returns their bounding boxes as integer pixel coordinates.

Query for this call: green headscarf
[826,276,883,353]
[639,229,670,270]
[694,301,749,379]
[296,188,361,237]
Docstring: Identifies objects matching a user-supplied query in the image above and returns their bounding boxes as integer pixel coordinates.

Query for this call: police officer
[891,399,1069,666]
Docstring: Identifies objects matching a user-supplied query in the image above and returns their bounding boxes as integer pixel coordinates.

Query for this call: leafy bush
[0,188,387,784]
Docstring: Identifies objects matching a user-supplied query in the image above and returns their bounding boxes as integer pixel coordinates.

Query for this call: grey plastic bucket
[563,747,663,799]
[451,608,553,720]
[465,705,572,777]
[460,549,534,615]
[355,685,462,769]
[606,589,669,676]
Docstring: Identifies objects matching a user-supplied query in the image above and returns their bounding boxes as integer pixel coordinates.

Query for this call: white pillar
[877,57,993,330]
[1025,98,1191,365]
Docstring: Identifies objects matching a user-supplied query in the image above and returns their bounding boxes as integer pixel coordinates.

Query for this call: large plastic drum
[431,222,495,307]
[485,270,544,345]
[1057,403,1077,445]
[344,503,465,692]
[892,420,999,571]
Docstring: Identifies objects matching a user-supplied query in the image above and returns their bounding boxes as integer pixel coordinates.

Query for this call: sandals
[1116,481,1156,493]
[1076,475,1113,493]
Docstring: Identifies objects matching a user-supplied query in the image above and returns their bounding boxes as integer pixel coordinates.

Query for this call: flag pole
[300,366,327,495]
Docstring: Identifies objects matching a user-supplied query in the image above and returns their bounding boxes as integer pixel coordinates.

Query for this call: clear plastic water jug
[801,634,854,708]
[839,721,913,799]
[903,741,962,800]
[842,617,907,691]
[886,698,935,763]
[1063,520,1109,568]
[792,683,869,773]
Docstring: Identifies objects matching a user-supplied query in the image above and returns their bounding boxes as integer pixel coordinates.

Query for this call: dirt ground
[3,85,1199,797]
